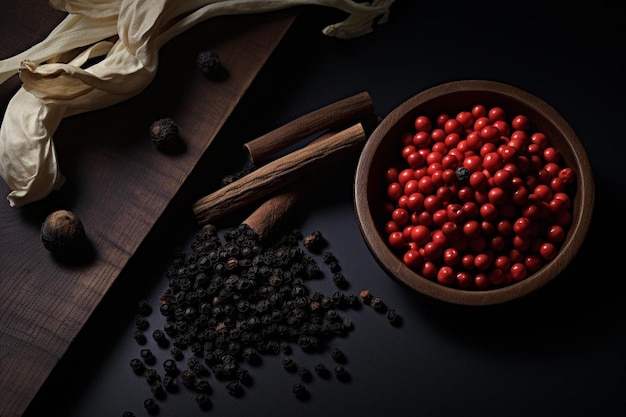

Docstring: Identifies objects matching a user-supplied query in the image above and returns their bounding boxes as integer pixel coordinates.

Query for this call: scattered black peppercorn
[163,359,179,375]
[196,50,222,78]
[152,329,169,347]
[455,166,470,182]
[327,261,341,273]
[40,209,86,255]
[226,380,243,397]
[133,330,147,345]
[130,358,146,375]
[334,365,350,381]
[345,293,360,307]
[181,369,197,388]
[386,309,401,325]
[314,363,331,378]
[135,315,149,331]
[196,393,212,410]
[322,251,337,264]
[292,382,308,400]
[332,272,348,289]
[297,366,313,382]
[169,345,183,361]
[370,296,385,311]
[194,377,211,393]
[140,349,156,365]
[162,375,179,393]
[137,299,152,316]
[143,368,161,385]
[150,382,166,399]
[282,355,296,372]
[149,117,180,151]
[143,398,159,415]
[331,347,346,363]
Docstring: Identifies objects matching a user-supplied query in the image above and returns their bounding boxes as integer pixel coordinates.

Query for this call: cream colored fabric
[0,0,394,207]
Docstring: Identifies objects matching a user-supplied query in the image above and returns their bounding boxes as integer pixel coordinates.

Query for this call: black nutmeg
[150,117,179,150]
[196,50,222,77]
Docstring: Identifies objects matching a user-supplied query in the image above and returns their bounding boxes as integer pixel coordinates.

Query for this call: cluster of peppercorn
[124,225,401,415]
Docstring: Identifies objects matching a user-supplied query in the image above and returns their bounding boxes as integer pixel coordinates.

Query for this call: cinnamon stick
[193,122,366,226]
[242,132,338,242]
[243,91,374,164]
[242,186,302,243]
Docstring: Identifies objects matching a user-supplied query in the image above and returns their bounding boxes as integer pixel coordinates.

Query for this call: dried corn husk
[0,0,394,207]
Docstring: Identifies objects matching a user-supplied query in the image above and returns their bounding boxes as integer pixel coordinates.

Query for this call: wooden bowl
[354,80,594,306]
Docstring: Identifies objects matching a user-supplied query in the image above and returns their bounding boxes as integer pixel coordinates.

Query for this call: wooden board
[0,3,296,416]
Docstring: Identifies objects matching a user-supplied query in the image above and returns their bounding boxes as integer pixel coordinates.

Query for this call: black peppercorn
[137,299,152,316]
[331,347,345,363]
[345,293,360,307]
[332,272,348,288]
[151,381,166,399]
[226,380,243,396]
[149,117,180,150]
[314,363,331,378]
[327,261,341,273]
[163,359,179,375]
[130,358,146,375]
[135,315,149,331]
[334,365,349,380]
[370,296,385,311]
[169,345,184,361]
[140,349,156,365]
[196,50,222,78]
[292,382,308,400]
[152,329,169,347]
[297,366,313,382]
[163,321,178,336]
[282,355,296,371]
[194,377,211,393]
[143,368,161,385]
[196,393,212,410]
[323,251,337,264]
[181,369,197,388]
[162,375,179,393]
[159,302,173,317]
[143,398,159,415]
[386,309,401,325]
[122,412,135,417]
[133,330,147,345]
[455,166,470,182]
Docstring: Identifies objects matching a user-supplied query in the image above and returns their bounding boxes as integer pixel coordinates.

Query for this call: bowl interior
[355,80,594,306]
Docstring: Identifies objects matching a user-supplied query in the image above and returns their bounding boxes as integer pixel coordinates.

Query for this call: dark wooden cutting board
[0,3,296,416]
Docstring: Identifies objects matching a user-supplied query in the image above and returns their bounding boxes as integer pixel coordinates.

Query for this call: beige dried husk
[0,0,394,207]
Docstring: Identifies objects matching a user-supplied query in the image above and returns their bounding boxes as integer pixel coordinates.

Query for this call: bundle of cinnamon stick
[192,91,379,241]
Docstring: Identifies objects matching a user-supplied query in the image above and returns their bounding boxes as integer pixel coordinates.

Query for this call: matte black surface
[23,2,625,417]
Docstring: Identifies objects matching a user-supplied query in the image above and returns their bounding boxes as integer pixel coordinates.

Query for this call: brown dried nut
[41,209,86,254]
[149,117,180,151]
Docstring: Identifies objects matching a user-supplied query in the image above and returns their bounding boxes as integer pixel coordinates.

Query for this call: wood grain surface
[0,3,296,416]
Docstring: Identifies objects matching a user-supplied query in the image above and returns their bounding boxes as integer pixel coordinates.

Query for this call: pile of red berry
[382,104,576,290]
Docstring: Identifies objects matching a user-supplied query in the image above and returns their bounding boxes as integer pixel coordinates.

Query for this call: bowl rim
[354,79,595,306]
